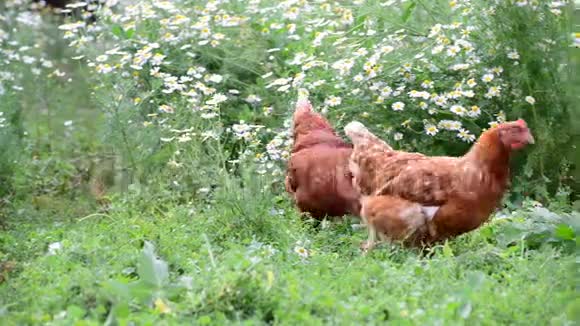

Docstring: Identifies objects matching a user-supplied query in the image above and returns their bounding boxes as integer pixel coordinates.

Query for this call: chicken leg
[360,195,431,252]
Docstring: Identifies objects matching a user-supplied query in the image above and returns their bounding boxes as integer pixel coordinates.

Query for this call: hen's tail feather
[344,121,392,150]
[294,97,313,116]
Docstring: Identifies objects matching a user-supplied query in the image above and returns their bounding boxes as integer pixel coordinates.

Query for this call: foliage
[0,193,577,324]
[496,204,579,254]
[47,0,576,198]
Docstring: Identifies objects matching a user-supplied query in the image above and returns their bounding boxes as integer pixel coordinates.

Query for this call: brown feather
[346,120,533,247]
[285,99,361,219]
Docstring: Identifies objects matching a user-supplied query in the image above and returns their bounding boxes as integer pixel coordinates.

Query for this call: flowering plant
[1,0,575,197]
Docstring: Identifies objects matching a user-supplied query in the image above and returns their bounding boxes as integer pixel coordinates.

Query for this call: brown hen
[344,120,534,249]
[285,98,361,219]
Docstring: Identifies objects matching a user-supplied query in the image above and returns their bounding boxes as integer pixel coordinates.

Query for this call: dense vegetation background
[0,0,578,324]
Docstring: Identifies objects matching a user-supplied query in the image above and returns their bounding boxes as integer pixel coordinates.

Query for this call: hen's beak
[527,132,535,144]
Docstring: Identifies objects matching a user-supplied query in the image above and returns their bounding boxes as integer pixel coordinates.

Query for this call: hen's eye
[509,126,522,134]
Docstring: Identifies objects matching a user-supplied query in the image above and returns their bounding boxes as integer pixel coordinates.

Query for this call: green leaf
[458,302,472,319]
[198,315,212,325]
[103,279,131,302]
[442,242,454,257]
[554,224,575,241]
[112,302,130,319]
[402,1,417,23]
[111,25,124,38]
[66,305,85,319]
[465,271,486,290]
[138,241,169,288]
[125,28,135,39]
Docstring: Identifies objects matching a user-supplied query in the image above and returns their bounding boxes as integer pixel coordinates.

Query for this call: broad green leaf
[66,305,85,319]
[103,280,131,301]
[466,271,486,290]
[402,1,417,23]
[113,303,130,319]
[554,224,575,241]
[138,241,169,288]
[125,28,135,39]
[111,25,124,38]
[459,302,472,319]
[442,242,454,257]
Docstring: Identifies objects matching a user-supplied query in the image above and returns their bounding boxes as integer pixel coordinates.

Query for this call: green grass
[0,195,576,325]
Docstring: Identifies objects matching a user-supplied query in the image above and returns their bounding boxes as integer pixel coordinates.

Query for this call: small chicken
[344,119,535,249]
[285,98,361,219]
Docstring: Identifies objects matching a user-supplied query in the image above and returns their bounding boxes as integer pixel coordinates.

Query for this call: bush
[34,0,573,200]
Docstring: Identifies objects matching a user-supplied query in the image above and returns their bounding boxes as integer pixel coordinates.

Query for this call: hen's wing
[286,145,360,217]
[373,156,462,206]
[345,121,470,207]
[344,121,392,151]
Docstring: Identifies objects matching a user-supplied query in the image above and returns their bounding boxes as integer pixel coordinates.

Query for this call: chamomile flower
[95,63,114,74]
[507,50,520,60]
[466,78,477,87]
[446,45,461,57]
[391,101,405,111]
[438,120,462,131]
[432,45,444,54]
[425,124,439,136]
[462,90,475,98]
[381,86,393,97]
[525,96,536,105]
[325,96,342,107]
[380,45,394,54]
[353,74,364,82]
[245,94,262,104]
[468,105,481,117]
[331,58,355,75]
[515,0,528,7]
[159,104,174,113]
[294,246,309,258]
[450,63,470,71]
[408,90,430,100]
[482,73,494,83]
[263,106,273,116]
[450,104,466,116]
[206,93,228,105]
[354,48,368,57]
[457,128,476,142]
[485,86,501,98]
[433,95,448,107]
[492,66,504,75]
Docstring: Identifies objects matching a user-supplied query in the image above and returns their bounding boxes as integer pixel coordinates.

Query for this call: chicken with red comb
[344,119,535,250]
[285,98,361,219]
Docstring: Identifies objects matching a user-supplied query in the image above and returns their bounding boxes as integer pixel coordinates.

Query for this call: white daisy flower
[450,104,466,116]
[466,78,477,88]
[525,96,535,105]
[294,246,309,258]
[325,96,342,107]
[425,124,439,136]
[507,51,520,60]
[457,128,476,142]
[392,101,405,111]
[482,74,494,83]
